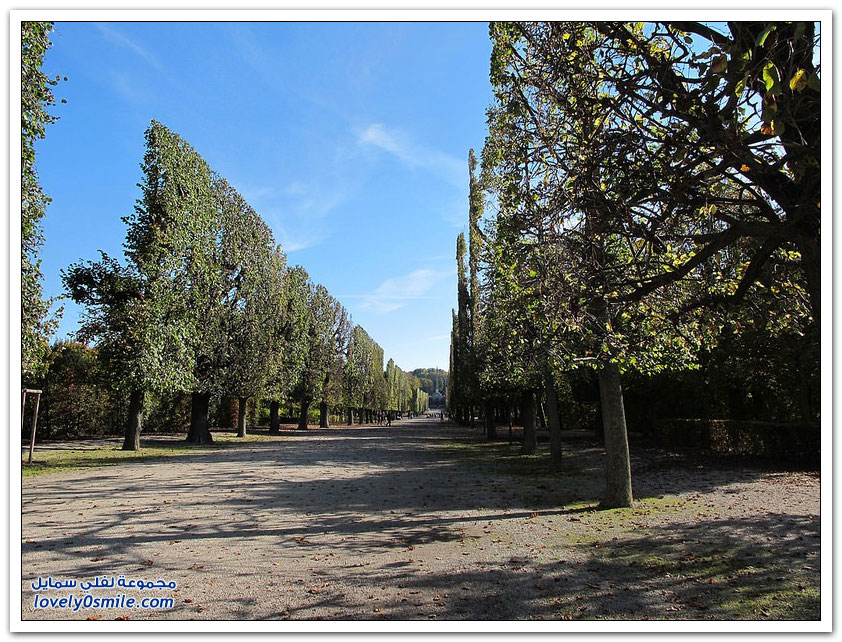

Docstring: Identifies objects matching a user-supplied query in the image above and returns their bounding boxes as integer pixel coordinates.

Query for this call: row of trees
[386,360,430,415]
[60,121,424,449]
[449,21,820,507]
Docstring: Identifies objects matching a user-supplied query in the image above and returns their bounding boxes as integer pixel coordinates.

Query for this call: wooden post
[23,389,42,464]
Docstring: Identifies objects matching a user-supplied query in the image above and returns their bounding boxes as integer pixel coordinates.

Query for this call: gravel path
[20,418,820,621]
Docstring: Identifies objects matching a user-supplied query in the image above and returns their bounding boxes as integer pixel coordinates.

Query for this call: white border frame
[8,8,833,635]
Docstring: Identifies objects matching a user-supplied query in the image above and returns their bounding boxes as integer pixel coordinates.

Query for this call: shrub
[652,418,819,462]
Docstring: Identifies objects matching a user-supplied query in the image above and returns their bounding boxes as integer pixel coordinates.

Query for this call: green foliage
[63,119,427,436]
[133,122,224,393]
[343,324,388,412]
[32,342,112,439]
[66,122,224,395]
[447,21,820,495]
[63,253,150,390]
[541,21,820,323]
[411,368,448,406]
[449,232,474,420]
[215,177,286,400]
[293,282,350,408]
[21,21,63,378]
[385,359,425,412]
[271,265,311,402]
[478,21,818,381]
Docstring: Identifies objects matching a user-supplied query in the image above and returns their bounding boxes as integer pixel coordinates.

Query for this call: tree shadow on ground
[274,516,819,621]
[21,421,820,621]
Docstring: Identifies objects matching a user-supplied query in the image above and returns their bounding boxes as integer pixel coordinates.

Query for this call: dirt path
[20,418,820,621]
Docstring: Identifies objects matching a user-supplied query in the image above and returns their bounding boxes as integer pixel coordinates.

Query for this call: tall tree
[486,22,709,505]
[215,177,287,437]
[318,291,351,428]
[272,266,312,428]
[66,121,227,449]
[293,283,349,430]
[520,22,821,327]
[467,149,485,427]
[21,21,63,379]
[63,254,159,451]
[126,122,223,445]
[450,233,472,425]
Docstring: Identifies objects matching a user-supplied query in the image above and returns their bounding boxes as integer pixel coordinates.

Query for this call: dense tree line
[448,21,820,507]
[54,121,419,449]
[412,368,448,398]
[386,361,430,416]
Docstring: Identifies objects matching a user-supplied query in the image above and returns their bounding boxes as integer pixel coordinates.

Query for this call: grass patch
[718,585,820,620]
[21,432,284,478]
[586,496,692,521]
[441,438,599,480]
[589,530,820,620]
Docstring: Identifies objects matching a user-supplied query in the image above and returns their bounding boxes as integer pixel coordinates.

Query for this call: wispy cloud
[263,186,348,254]
[343,269,449,314]
[104,70,143,104]
[274,228,320,253]
[441,195,470,229]
[96,23,162,69]
[357,123,465,190]
[227,23,275,82]
[230,138,360,254]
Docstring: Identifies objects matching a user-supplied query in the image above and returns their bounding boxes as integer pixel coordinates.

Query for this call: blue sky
[37,21,493,372]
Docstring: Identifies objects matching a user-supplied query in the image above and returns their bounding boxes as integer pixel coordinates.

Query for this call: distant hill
[412,368,448,396]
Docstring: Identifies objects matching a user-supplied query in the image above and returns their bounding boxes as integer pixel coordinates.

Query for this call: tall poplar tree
[22,21,62,379]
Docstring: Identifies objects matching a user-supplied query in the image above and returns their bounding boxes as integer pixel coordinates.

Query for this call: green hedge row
[652,418,820,462]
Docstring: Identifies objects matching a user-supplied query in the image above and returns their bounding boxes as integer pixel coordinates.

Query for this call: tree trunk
[347,407,354,425]
[538,400,548,429]
[122,388,145,451]
[269,400,280,433]
[298,399,310,430]
[795,232,820,328]
[319,401,329,428]
[186,392,213,444]
[598,361,633,508]
[236,396,248,437]
[520,390,537,455]
[485,399,497,440]
[545,370,562,470]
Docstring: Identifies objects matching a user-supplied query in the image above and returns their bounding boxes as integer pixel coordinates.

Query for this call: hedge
[652,418,820,462]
